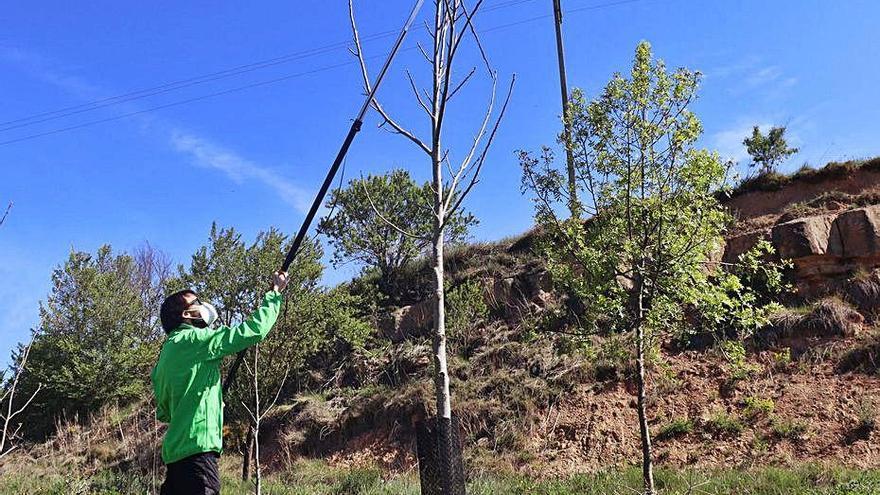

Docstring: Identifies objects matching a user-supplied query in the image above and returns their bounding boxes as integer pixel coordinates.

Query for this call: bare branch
[455,0,492,74]
[446,74,516,220]
[417,42,433,64]
[260,365,290,421]
[349,0,432,155]
[444,72,497,212]
[239,400,257,423]
[1,330,41,457]
[405,69,433,117]
[447,66,476,101]
[442,150,455,179]
[0,445,17,461]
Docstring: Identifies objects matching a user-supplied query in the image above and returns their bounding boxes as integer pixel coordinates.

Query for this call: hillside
[3,158,880,493]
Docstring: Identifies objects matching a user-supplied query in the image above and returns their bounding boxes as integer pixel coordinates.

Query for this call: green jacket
[151,290,282,464]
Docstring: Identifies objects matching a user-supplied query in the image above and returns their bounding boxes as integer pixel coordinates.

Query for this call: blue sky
[2,0,879,364]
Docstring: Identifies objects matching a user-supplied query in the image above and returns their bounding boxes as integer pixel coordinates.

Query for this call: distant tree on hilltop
[743,125,798,174]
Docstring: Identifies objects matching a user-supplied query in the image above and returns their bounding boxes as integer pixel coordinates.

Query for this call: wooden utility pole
[552,0,578,217]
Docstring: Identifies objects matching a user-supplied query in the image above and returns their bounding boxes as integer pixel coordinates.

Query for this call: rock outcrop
[724,205,880,297]
[378,266,553,342]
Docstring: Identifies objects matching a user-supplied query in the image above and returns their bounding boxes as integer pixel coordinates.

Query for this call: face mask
[186,299,219,328]
[196,302,219,327]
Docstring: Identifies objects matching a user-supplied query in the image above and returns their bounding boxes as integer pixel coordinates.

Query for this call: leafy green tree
[520,42,782,494]
[318,169,476,298]
[12,244,169,438]
[743,125,798,174]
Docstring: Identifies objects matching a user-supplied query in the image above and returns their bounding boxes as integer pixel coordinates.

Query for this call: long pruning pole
[223,0,425,394]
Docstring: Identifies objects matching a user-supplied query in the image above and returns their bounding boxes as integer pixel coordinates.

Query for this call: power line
[0,32,397,132]
[0,0,540,132]
[0,0,646,147]
[0,59,364,146]
[478,0,643,33]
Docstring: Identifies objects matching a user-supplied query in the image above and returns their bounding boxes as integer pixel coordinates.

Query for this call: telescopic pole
[223,0,425,394]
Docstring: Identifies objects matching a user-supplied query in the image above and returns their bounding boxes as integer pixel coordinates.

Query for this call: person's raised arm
[196,271,289,360]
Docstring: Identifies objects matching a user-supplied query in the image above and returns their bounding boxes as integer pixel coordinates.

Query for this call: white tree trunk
[430,96,453,421]
[254,419,261,495]
[431,224,451,420]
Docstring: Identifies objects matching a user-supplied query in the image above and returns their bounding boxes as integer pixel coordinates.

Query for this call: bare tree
[241,345,289,495]
[0,202,11,229]
[0,330,42,459]
[350,0,514,489]
[133,242,173,340]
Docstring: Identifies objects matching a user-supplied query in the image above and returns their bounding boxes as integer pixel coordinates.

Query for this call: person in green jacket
[152,271,289,495]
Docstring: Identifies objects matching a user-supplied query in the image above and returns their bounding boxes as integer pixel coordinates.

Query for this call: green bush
[706,412,744,437]
[771,417,809,441]
[743,396,775,419]
[719,340,761,381]
[446,279,489,343]
[333,467,383,494]
[10,245,166,439]
[656,417,694,441]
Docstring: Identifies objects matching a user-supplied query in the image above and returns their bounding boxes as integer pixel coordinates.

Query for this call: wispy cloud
[0,46,99,99]
[2,47,311,213]
[744,66,797,91]
[170,131,310,213]
[711,122,772,164]
[705,57,797,97]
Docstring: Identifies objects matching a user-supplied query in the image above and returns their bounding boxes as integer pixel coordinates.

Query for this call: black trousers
[161,452,221,495]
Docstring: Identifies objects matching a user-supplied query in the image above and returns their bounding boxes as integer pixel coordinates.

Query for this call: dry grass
[838,328,880,374]
[845,269,880,321]
[0,398,165,493]
[728,156,880,198]
[762,297,863,346]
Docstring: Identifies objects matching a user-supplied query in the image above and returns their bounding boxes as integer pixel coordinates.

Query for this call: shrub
[838,329,880,374]
[772,349,792,370]
[333,467,383,494]
[705,412,744,437]
[743,396,775,419]
[857,397,877,432]
[656,418,693,441]
[446,279,489,344]
[846,269,880,320]
[719,340,761,381]
[771,417,809,441]
[766,297,863,343]
[732,171,791,195]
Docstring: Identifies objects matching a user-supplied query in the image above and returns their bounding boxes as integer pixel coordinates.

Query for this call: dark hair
[160,289,197,334]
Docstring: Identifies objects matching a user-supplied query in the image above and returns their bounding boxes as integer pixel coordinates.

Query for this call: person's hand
[272,271,289,292]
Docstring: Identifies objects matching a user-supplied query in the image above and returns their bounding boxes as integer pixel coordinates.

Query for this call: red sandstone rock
[771,214,836,259]
[828,205,880,257]
[722,230,770,264]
